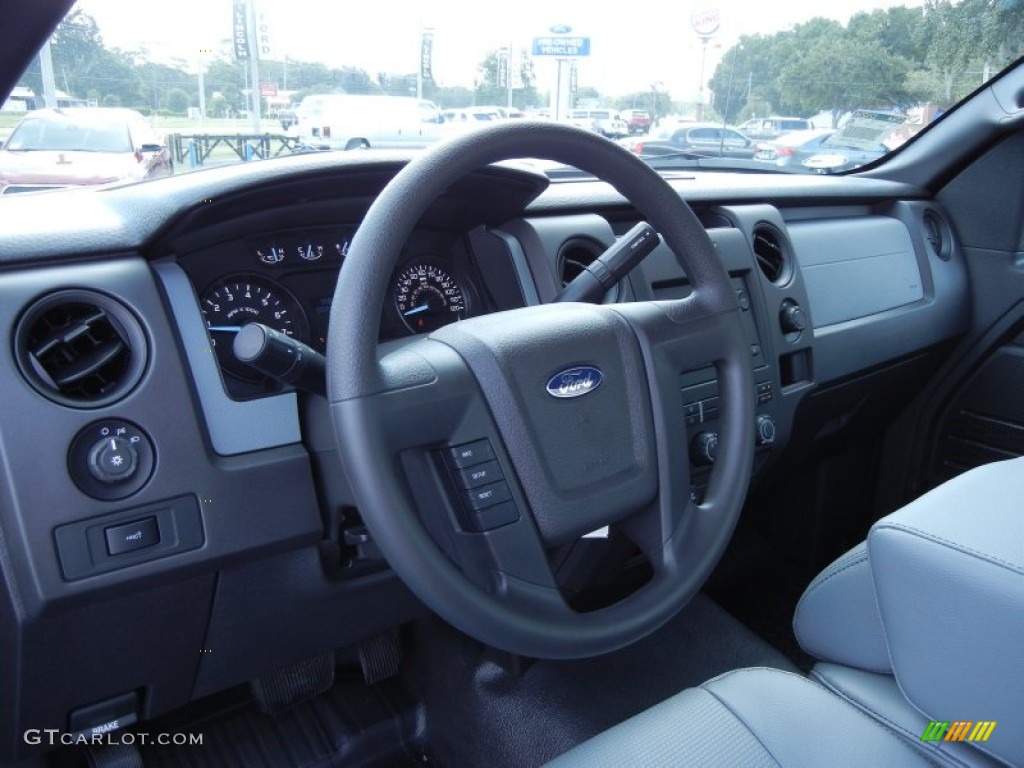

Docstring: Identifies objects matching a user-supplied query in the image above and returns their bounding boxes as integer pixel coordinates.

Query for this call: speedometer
[394,263,468,333]
[201,275,307,381]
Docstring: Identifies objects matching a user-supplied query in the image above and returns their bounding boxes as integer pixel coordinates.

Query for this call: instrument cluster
[181,224,490,398]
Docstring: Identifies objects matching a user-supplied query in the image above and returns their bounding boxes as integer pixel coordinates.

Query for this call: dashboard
[0,150,972,757]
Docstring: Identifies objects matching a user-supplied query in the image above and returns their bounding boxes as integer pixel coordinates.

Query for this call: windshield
[2,0,1022,184]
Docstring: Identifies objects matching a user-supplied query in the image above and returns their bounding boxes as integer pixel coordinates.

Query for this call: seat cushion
[792,541,891,673]
[812,663,1007,768]
[869,457,1024,768]
[544,667,934,767]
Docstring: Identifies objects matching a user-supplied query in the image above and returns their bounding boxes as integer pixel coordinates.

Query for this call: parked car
[569,109,629,138]
[295,94,444,150]
[0,107,171,194]
[752,127,837,169]
[739,115,812,140]
[442,107,501,124]
[627,122,755,158]
[618,108,651,134]
[799,110,903,173]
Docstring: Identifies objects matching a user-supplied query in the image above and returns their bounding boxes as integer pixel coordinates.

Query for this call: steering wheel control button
[445,439,495,469]
[454,459,504,489]
[461,480,513,511]
[68,420,155,501]
[465,501,520,533]
[104,517,160,556]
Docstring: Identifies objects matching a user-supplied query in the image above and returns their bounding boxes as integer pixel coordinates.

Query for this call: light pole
[697,37,709,121]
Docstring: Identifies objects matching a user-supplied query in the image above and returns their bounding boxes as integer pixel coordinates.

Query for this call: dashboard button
[461,480,512,511]
[105,517,159,556]
[454,459,503,489]
[446,439,495,469]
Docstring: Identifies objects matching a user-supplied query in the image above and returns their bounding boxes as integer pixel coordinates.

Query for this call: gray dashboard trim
[487,228,541,306]
[153,261,301,455]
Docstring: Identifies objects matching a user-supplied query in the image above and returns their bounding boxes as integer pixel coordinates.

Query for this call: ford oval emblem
[546,366,603,399]
[550,24,573,34]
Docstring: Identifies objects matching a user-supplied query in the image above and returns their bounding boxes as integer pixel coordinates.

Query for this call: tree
[166,88,190,114]
[779,35,913,125]
[474,48,537,109]
[709,33,805,123]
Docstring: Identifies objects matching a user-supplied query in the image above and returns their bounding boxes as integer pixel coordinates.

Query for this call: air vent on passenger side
[15,290,147,407]
[751,223,792,285]
[557,237,620,301]
[922,209,952,261]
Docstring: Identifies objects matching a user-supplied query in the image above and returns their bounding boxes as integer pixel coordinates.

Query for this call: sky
[78,0,924,101]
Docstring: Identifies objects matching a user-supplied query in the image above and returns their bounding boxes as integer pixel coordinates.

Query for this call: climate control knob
[756,415,777,446]
[691,431,719,466]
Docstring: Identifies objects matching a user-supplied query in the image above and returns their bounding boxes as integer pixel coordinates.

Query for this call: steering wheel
[327,121,754,659]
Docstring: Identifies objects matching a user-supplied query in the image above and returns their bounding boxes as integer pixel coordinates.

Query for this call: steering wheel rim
[327,121,754,659]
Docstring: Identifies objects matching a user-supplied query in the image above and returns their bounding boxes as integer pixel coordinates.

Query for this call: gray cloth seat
[547,457,1024,768]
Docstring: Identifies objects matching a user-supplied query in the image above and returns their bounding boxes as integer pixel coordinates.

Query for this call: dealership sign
[532,36,591,57]
[232,1,250,61]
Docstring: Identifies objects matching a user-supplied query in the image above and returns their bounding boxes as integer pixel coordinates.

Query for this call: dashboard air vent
[751,223,791,285]
[15,290,146,407]
[557,237,620,301]
[922,209,951,261]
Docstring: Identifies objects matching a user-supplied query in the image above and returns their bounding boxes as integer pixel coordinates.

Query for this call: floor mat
[407,593,798,768]
[129,676,425,768]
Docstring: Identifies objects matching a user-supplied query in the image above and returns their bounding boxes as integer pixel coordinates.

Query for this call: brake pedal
[250,652,335,714]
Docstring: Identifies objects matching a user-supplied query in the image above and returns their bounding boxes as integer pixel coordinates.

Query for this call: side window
[689,128,718,142]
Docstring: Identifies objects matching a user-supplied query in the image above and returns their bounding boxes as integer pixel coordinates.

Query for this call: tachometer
[201,275,307,381]
[394,263,468,333]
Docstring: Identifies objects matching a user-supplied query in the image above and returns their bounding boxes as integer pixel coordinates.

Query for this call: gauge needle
[402,304,430,317]
[208,325,243,332]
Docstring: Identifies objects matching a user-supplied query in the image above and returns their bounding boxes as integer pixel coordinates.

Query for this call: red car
[0,107,172,195]
[618,108,651,135]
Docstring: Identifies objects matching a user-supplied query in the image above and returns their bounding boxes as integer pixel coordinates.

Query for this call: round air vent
[15,290,147,408]
[557,237,621,301]
[751,223,792,285]
[922,209,952,261]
